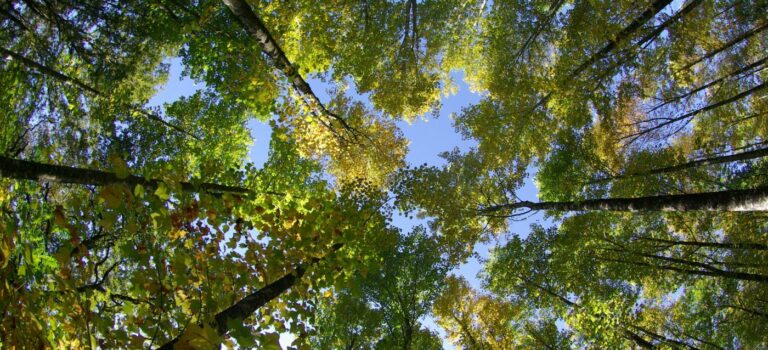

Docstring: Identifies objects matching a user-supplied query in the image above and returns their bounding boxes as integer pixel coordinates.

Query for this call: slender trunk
[220,0,353,133]
[511,0,566,65]
[650,55,768,113]
[584,0,704,111]
[633,0,702,49]
[662,325,726,350]
[622,329,656,349]
[677,20,768,72]
[638,237,768,250]
[482,187,768,213]
[0,156,252,195]
[450,314,481,350]
[524,324,556,350]
[630,325,700,350]
[528,0,673,113]
[156,243,342,350]
[403,323,412,350]
[516,274,578,307]
[0,47,196,138]
[724,304,768,318]
[598,256,768,282]
[570,0,673,79]
[157,267,302,350]
[0,46,99,94]
[519,274,658,349]
[591,146,768,183]
[625,80,768,141]
[345,333,357,350]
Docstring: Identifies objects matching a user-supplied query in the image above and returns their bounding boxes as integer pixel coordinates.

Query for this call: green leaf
[109,154,130,179]
[154,182,170,201]
[261,332,281,350]
[134,184,145,199]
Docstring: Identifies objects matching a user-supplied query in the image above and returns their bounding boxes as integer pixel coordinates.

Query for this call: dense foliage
[1,0,766,349]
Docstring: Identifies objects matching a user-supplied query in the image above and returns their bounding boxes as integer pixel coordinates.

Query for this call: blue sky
[150,59,549,349]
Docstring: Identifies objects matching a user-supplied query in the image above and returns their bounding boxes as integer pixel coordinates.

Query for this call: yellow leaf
[154,182,170,201]
[134,184,145,198]
[169,229,187,241]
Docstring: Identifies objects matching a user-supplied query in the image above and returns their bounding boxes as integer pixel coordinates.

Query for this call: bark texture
[592,146,768,183]
[482,187,768,212]
[156,268,302,350]
[0,156,251,195]
[221,0,352,132]
[156,243,342,350]
[529,0,674,112]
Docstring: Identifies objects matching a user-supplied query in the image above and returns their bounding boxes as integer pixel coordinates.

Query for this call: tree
[480,186,768,212]
[433,276,547,350]
[3,0,768,348]
[308,226,449,350]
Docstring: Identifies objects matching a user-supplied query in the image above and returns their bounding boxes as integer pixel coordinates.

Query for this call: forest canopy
[1,0,767,348]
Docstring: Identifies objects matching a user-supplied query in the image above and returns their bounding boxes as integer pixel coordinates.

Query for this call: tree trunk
[220,0,353,133]
[598,256,768,283]
[0,156,252,195]
[0,46,99,94]
[592,146,768,183]
[0,47,196,138]
[650,55,768,113]
[156,266,303,350]
[156,243,342,349]
[637,237,768,250]
[482,187,768,213]
[677,20,768,72]
[625,80,768,141]
[511,0,566,65]
[528,0,674,113]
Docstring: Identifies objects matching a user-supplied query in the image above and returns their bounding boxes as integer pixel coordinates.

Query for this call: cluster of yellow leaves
[279,92,408,188]
[433,276,520,350]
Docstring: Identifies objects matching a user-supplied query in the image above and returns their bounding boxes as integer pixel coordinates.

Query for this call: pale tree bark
[220,0,354,134]
[481,187,768,213]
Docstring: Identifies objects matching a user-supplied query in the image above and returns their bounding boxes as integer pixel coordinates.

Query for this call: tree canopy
[1,0,767,349]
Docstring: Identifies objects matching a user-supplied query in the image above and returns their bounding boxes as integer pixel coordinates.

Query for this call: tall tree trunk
[220,0,353,134]
[511,0,566,65]
[591,146,768,183]
[518,274,657,349]
[481,187,768,213]
[650,55,768,113]
[0,47,196,138]
[677,20,768,72]
[637,237,768,250]
[528,0,674,113]
[156,243,342,350]
[0,156,252,195]
[624,80,768,141]
[450,314,482,350]
[598,256,768,283]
